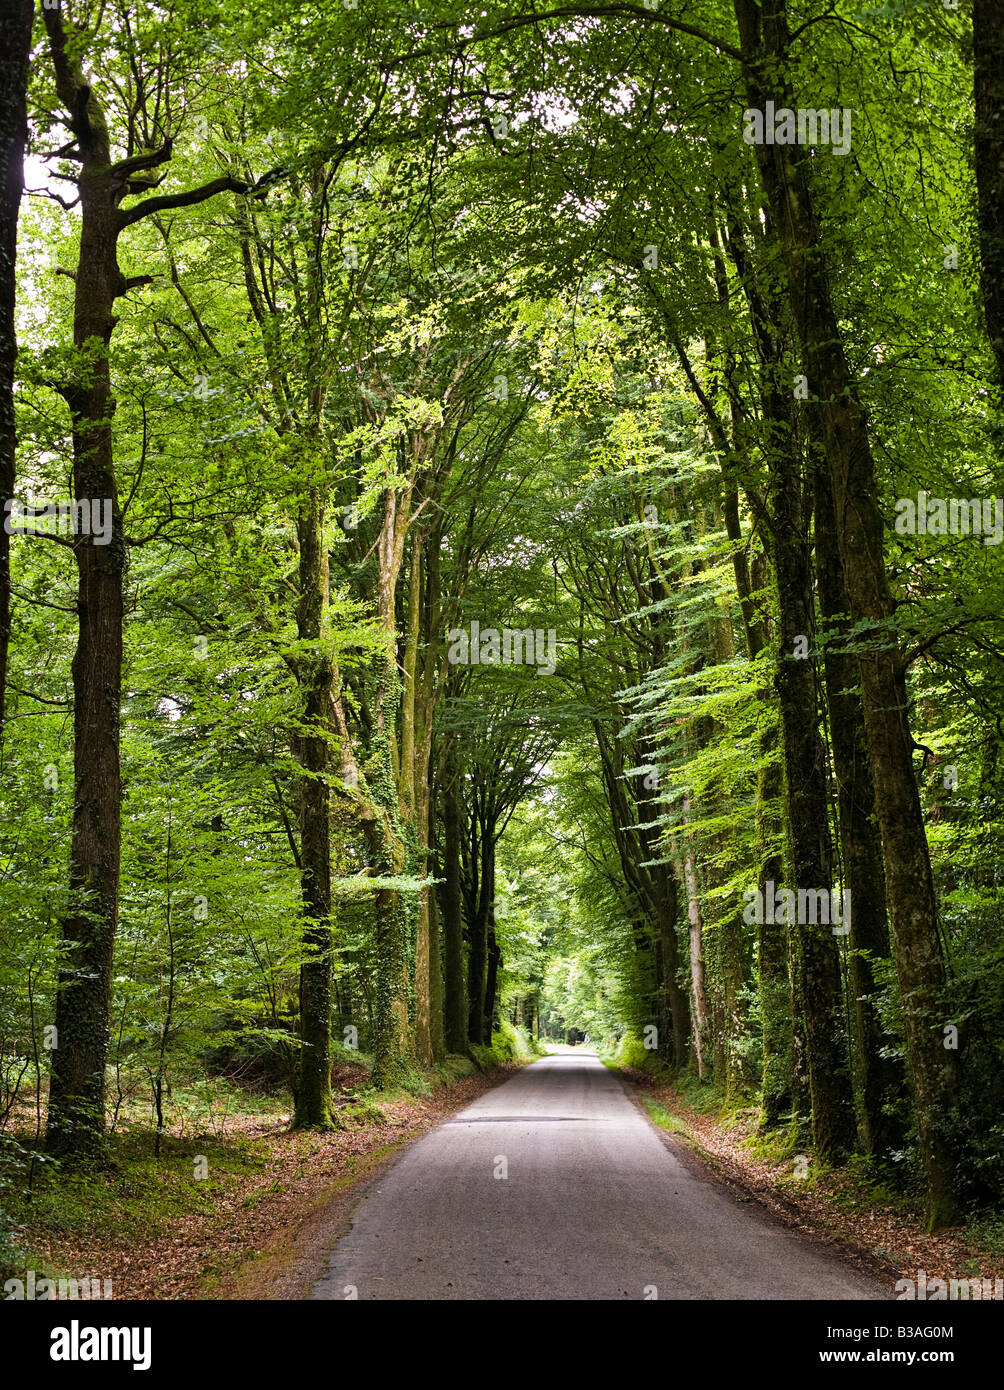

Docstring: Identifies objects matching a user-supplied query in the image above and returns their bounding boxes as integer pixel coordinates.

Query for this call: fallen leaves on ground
[26,1068,517,1301]
[628,1069,1003,1291]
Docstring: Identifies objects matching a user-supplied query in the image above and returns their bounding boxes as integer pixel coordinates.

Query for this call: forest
[1,0,1003,1306]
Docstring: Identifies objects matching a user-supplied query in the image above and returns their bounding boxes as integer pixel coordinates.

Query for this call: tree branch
[118,174,253,227]
[391,4,742,68]
[110,139,174,181]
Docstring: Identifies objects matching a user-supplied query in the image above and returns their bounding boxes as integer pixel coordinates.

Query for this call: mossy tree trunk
[733,0,958,1226]
[440,737,467,1053]
[974,0,1004,392]
[0,0,32,749]
[293,482,335,1128]
[41,5,252,1164]
[814,453,906,1156]
[43,13,125,1165]
[768,426,857,1162]
[466,823,493,1046]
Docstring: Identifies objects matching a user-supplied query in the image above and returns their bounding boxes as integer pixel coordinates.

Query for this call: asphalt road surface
[310,1050,887,1301]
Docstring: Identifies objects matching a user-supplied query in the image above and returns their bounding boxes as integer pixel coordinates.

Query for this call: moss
[334,1095,388,1126]
[435,1053,477,1081]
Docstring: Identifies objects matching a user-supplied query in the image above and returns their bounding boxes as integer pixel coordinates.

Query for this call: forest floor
[614,1062,1004,1290]
[10,1046,1000,1301]
[3,1055,524,1301]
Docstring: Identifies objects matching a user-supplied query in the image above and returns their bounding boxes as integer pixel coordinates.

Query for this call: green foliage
[2,0,1003,1250]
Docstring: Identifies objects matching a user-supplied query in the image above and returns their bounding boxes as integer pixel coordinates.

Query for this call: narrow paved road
[311,1052,887,1300]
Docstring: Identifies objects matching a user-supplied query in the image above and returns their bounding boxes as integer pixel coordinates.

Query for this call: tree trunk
[974,0,1004,390]
[755,725,792,1128]
[721,472,792,1125]
[293,486,335,1128]
[768,423,856,1161]
[44,20,125,1162]
[675,821,708,1078]
[441,741,467,1052]
[484,922,502,1045]
[369,486,412,1085]
[0,0,32,746]
[732,0,958,1226]
[814,454,907,1155]
[655,876,689,1067]
[467,831,493,1045]
[428,849,445,1062]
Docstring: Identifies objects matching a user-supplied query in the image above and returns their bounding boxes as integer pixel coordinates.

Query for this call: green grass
[640,1095,690,1134]
[1,1124,270,1286]
[470,1022,543,1071]
[966,1211,1004,1261]
[1,1032,541,1287]
[742,1118,809,1166]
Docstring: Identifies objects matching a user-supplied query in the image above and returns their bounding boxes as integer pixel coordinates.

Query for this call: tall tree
[0,0,33,746]
[41,2,259,1159]
[732,0,959,1228]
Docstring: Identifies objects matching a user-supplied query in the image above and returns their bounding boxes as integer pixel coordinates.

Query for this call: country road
[310,1052,888,1301]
